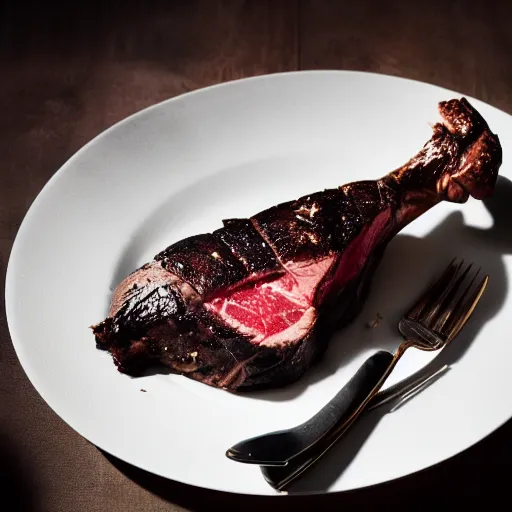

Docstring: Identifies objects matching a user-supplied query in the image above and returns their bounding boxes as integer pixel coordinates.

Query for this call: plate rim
[5,69,512,496]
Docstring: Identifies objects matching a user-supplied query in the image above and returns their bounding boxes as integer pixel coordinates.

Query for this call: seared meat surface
[92,98,502,391]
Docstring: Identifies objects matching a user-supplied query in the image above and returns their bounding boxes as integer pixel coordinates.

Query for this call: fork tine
[406,258,459,321]
[421,260,465,327]
[405,258,487,347]
[412,258,468,327]
[444,274,488,341]
[431,262,474,333]
[442,267,481,331]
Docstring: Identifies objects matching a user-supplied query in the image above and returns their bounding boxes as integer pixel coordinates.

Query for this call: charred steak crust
[93,184,390,387]
[92,98,502,391]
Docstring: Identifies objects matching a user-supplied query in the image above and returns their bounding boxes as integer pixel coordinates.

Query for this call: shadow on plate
[240,175,512,403]
[99,415,512,508]
[109,175,512,402]
[97,177,512,503]
[252,175,512,492]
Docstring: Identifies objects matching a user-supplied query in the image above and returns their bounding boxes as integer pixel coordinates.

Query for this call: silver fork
[251,259,488,490]
[367,259,487,411]
[362,258,488,404]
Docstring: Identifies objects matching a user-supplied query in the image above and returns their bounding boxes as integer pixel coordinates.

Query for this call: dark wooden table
[2,1,512,510]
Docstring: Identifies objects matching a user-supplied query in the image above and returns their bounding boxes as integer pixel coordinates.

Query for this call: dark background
[2,1,512,510]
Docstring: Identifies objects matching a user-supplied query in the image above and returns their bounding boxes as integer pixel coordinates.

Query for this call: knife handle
[288,350,394,456]
[261,350,397,489]
[226,350,394,466]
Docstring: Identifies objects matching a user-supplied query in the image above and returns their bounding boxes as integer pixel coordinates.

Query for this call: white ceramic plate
[6,71,512,496]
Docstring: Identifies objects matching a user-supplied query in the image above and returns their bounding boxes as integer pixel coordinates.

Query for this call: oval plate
[6,71,512,495]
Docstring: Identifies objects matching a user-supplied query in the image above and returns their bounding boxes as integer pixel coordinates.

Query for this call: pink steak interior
[205,209,392,347]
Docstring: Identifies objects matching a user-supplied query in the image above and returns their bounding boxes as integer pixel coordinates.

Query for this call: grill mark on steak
[154,233,249,298]
[251,186,367,263]
[91,97,502,391]
[214,218,282,276]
